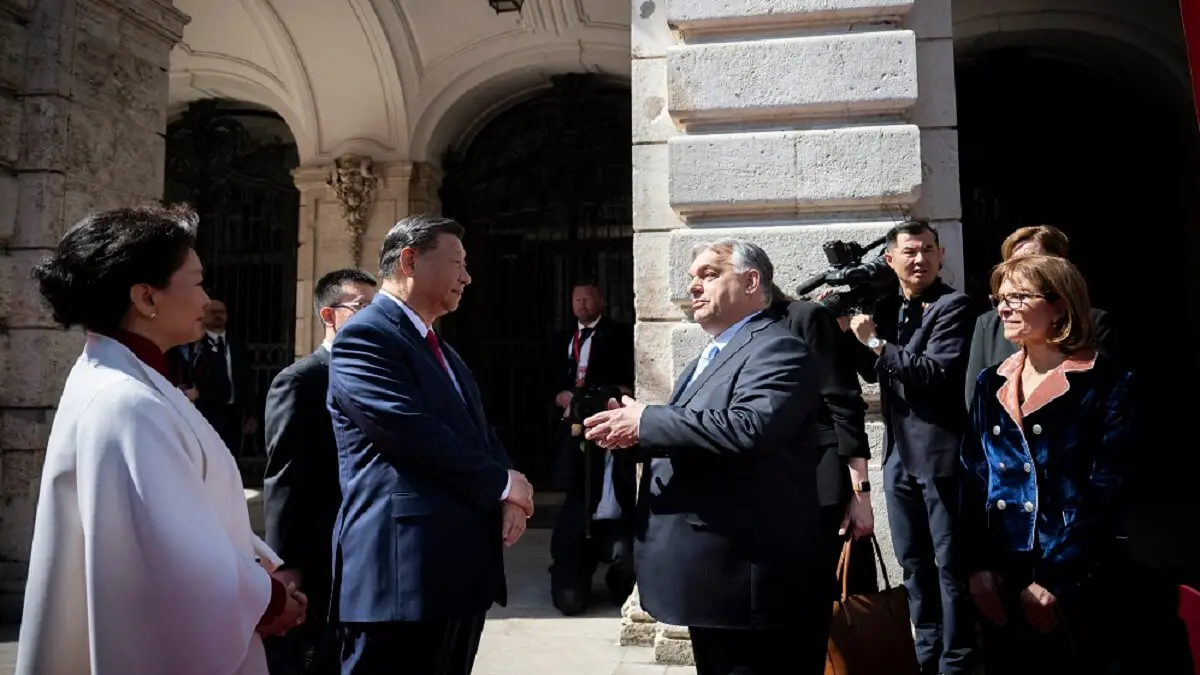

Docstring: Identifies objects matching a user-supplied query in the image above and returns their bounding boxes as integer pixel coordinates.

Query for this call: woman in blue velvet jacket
[960,254,1190,674]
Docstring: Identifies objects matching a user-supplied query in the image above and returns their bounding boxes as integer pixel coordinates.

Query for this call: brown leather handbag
[825,536,920,675]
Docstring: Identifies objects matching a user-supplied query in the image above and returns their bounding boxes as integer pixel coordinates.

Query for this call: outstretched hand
[583,396,644,449]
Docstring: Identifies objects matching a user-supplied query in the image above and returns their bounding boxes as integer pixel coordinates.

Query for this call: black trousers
[819,503,879,599]
[549,496,635,615]
[689,600,831,675]
[340,615,486,675]
[265,619,337,675]
[883,452,976,675]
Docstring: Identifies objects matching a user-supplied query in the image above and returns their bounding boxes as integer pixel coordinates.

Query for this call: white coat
[16,333,283,675]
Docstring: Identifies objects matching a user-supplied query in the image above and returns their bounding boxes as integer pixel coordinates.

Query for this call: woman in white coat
[16,204,307,675]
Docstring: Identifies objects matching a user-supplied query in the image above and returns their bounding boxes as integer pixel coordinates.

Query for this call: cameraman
[549,282,636,616]
[846,220,976,675]
[769,289,877,596]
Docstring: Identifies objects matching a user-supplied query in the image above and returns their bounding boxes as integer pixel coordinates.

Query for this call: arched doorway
[439,74,633,486]
[956,40,1200,580]
[164,100,301,484]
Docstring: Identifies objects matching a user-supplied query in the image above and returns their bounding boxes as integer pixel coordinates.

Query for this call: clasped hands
[581,396,645,450]
[502,470,536,548]
[258,568,308,637]
[969,571,1061,635]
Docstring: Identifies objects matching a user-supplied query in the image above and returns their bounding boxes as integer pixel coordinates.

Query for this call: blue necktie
[688,344,720,386]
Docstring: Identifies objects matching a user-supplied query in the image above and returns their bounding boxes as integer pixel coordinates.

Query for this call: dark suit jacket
[553,317,637,507]
[856,279,974,478]
[634,313,826,629]
[554,317,635,394]
[964,307,1119,406]
[327,294,512,623]
[769,300,870,508]
[170,336,255,412]
[262,347,340,622]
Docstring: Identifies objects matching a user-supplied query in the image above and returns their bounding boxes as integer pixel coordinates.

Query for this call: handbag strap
[836,534,893,602]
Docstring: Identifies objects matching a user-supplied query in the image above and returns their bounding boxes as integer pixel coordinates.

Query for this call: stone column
[625,0,961,664]
[409,161,443,216]
[291,158,413,357]
[0,0,188,620]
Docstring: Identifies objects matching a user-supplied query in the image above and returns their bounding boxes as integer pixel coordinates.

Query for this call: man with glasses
[263,268,377,674]
[846,220,976,675]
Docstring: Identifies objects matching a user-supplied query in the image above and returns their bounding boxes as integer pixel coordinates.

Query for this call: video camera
[794,236,896,316]
[566,384,625,434]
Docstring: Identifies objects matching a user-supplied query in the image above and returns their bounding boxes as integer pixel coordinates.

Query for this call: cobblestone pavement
[0,495,694,675]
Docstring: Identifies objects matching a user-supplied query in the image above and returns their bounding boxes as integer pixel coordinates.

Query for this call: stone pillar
[0,0,187,620]
[409,161,443,216]
[291,158,413,357]
[625,0,961,664]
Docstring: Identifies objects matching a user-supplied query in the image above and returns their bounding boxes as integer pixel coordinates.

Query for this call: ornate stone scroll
[327,154,379,266]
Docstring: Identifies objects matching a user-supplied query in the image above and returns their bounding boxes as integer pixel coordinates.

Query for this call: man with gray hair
[583,239,831,675]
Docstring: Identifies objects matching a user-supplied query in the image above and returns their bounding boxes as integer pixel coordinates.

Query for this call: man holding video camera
[847,220,976,675]
[549,282,636,616]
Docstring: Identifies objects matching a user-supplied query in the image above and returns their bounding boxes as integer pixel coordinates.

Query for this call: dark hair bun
[27,204,199,334]
[31,257,86,329]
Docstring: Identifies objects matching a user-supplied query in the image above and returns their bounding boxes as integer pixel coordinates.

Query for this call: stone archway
[164,99,302,484]
[438,75,633,487]
[955,32,1200,581]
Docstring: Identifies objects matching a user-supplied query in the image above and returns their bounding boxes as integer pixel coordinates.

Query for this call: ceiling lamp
[489,0,524,13]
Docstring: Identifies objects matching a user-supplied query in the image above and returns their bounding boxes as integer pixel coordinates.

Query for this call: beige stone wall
[626,0,960,663]
[0,0,187,620]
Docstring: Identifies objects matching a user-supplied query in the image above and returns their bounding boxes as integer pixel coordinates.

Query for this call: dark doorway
[439,75,633,486]
[956,45,1200,581]
[164,100,301,485]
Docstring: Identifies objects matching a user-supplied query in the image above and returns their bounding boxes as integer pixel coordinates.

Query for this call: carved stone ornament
[327,154,379,266]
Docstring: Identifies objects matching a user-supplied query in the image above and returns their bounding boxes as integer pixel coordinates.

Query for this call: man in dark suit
[769,296,876,595]
[262,268,377,674]
[964,224,1120,405]
[584,239,830,675]
[848,220,976,675]
[549,282,637,615]
[170,298,257,452]
[327,214,535,675]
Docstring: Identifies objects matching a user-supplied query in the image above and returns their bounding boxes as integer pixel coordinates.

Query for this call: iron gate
[164,101,300,486]
[439,75,633,485]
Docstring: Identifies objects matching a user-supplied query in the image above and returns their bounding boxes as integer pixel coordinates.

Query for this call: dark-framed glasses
[989,291,1060,310]
[329,302,364,313]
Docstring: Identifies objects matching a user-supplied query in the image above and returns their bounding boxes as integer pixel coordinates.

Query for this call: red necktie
[425,331,450,374]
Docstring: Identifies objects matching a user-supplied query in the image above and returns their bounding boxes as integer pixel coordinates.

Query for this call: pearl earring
[150,312,158,319]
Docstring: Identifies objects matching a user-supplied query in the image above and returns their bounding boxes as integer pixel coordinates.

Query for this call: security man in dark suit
[584,239,831,675]
[262,269,376,674]
[964,224,1119,406]
[549,282,637,615]
[848,220,976,675]
[768,293,876,596]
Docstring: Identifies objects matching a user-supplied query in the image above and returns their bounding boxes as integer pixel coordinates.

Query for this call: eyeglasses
[328,302,364,313]
[989,292,1060,310]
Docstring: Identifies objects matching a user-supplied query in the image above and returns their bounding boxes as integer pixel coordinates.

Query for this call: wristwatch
[853,481,872,494]
[866,335,885,350]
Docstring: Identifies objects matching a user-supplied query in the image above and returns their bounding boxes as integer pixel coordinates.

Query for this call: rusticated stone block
[19,95,70,171]
[66,101,117,186]
[0,409,55,452]
[0,90,20,169]
[668,31,917,125]
[0,171,16,242]
[633,144,684,232]
[633,57,675,144]
[0,16,25,92]
[634,232,684,321]
[912,38,956,128]
[12,172,67,249]
[0,249,57,328]
[911,129,960,222]
[632,0,674,59]
[668,126,922,218]
[653,625,694,665]
[668,0,913,32]
[110,124,166,196]
[633,321,676,404]
[0,328,83,408]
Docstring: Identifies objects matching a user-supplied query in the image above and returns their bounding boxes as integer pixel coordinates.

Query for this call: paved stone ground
[0,494,692,675]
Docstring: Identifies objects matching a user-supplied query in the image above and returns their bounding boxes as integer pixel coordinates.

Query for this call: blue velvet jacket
[959,350,1135,597]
